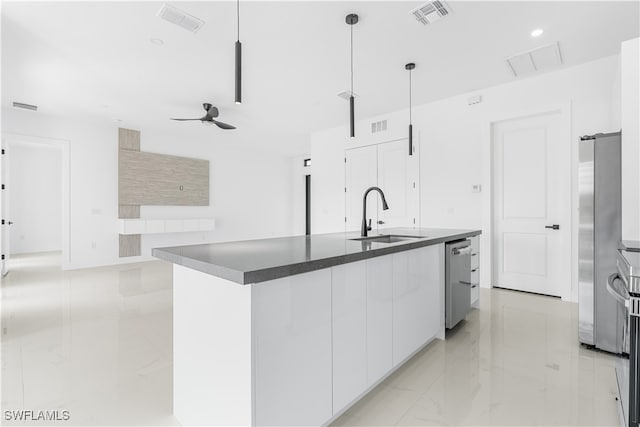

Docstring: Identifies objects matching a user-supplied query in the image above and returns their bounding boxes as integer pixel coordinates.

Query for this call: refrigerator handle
[606,273,629,307]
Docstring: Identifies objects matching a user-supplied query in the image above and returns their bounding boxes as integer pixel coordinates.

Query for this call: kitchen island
[153,227,481,426]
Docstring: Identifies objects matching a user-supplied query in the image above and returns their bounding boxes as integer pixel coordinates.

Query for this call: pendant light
[405,62,415,156]
[235,0,242,104]
[346,13,358,138]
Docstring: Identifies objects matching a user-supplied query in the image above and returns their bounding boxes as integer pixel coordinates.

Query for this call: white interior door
[377,139,419,228]
[1,140,8,276]
[345,145,378,232]
[492,111,569,297]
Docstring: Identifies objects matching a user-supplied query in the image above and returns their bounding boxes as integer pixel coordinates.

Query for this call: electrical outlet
[472,184,482,193]
[91,241,97,249]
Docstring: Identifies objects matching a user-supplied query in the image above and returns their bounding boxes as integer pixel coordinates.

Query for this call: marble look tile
[334,288,621,427]
[1,253,177,426]
[2,253,622,426]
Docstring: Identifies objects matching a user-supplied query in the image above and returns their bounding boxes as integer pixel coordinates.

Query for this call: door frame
[481,102,573,301]
[1,133,71,270]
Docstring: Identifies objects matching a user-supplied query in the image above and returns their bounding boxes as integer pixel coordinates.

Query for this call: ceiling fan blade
[170,118,203,121]
[212,119,236,130]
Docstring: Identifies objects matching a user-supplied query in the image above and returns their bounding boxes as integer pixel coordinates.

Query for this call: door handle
[545,224,560,230]
[377,220,385,225]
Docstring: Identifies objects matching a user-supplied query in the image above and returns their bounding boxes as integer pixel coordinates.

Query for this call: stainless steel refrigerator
[578,131,626,354]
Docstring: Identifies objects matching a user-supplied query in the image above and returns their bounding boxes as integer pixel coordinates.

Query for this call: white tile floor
[1,252,621,426]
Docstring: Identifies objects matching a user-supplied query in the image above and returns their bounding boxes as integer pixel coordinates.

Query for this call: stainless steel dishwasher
[446,239,472,329]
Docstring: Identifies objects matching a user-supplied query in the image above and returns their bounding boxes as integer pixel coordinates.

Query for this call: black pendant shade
[346,13,358,139]
[235,0,242,104]
[405,62,415,156]
[349,95,355,138]
[235,40,242,104]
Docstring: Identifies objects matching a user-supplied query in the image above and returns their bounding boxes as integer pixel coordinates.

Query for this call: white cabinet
[253,269,333,427]
[345,145,378,232]
[331,261,367,412]
[392,244,444,365]
[365,254,393,386]
[345,140,420,232]
[118,218,215,234]
[330,249,440,417]
[470,235,480,307]
[377,139,420,228]
[247,245,446,425]
[331,255,394,414]
[173,243,449,427]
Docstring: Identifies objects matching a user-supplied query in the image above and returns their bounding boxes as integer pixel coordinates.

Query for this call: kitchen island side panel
[173,265,253,426]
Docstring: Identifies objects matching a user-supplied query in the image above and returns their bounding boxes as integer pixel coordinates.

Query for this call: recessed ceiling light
[531,28,544,37]
[150,38,164,46]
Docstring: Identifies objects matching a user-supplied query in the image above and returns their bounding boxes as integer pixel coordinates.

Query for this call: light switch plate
[472,184,482,193]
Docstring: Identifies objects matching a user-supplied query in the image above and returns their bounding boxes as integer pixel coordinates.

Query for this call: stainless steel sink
[350,234,426,244]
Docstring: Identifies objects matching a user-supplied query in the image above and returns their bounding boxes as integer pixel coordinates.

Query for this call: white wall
[621,37,640,241]
[8,142,62,254]
[311,55,620,302]
[1,109,294,269]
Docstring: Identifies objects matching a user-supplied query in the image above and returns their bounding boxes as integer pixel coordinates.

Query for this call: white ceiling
[2,1,639,155]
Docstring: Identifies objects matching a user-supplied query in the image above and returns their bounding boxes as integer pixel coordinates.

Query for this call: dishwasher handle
[606,273,629,307]
[451,246,471,256]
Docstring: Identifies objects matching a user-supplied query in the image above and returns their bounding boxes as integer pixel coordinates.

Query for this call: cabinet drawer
[471,252,479,270]
[469,236,480,253]
[471,268,480,285]
[471,282,480,305]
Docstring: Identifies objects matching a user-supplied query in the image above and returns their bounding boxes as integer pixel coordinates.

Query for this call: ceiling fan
[170,103,236,130]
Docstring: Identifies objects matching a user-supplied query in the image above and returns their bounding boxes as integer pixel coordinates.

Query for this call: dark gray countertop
[152,227,482,284]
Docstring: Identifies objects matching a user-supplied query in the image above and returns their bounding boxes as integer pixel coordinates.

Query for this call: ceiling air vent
[12,102,37,111]
[506,42,563,77]
[371,120,388,134]
[410,0,453,25]
[157,3,205,33]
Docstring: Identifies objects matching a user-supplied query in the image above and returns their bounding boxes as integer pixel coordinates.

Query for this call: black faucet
[361,186,390,237]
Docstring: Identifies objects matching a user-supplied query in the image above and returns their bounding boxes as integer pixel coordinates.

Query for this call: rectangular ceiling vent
[157,3,205,33]
[410,0,453,25]
[12,102,38,111]
[371,120,388,134]
[337,90,358,101]
[506,42,563,77]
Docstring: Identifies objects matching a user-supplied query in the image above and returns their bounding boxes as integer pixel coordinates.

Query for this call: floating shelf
[118,218,215,235]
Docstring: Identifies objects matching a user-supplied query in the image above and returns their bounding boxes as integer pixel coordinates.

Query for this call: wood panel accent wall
[118,128,141,257]
[119,128,140,151]
[119,150,209,206]
[117,127,211,258]
[119,234,141,258]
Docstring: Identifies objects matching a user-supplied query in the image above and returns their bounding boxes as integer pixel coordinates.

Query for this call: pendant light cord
[237,0,240,41]
[350,24,354,95]
[409,69,412,124]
